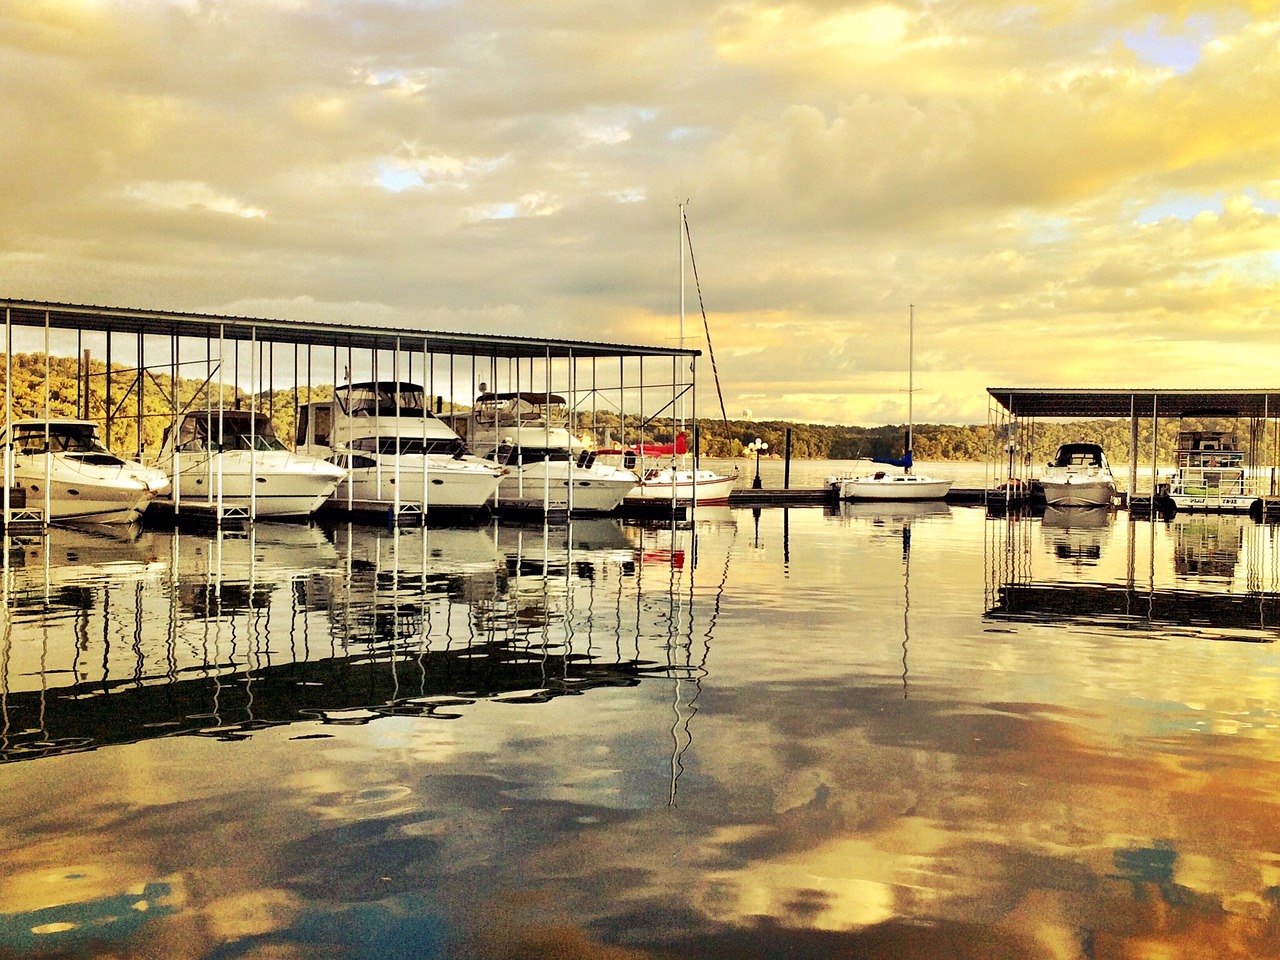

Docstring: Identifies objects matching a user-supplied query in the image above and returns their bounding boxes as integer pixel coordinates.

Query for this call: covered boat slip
[987,388,1280,516]
[0,299,706,527]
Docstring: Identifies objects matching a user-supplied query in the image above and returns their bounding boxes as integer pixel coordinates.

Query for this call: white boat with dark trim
[832,463,954,501]
[157,410,345,518]
[0,418,170,523]
[1168,430,1257,513]
[466,390,638,513]
[296,382,505,514]
[1039,442,1116,507]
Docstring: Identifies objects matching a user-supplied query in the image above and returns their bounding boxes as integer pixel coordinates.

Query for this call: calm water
[3,500,1280,958]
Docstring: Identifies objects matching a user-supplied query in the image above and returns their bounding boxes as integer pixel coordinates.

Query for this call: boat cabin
[1049,443,1107,468]
[296,382,432,448]
[1170,430,1248,502]
[3,419,126,466]
[471,392,570,428]
[164,411,288,453]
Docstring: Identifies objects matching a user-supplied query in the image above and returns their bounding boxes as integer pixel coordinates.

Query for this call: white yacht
[0,418,170,524]
[466,391,638,513]
[1039,442,1116,507]
[157,409,345,518]
[1167,430,1257,513]
[296,382,505,514]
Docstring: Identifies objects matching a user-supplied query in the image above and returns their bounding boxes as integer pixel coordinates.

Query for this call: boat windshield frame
[8,422,115,457]
[338,383,431,419]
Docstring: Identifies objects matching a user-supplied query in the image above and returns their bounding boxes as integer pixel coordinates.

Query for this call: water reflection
[1041,504,1111,567]
[988,509,1280,642]
[0,517,704,764]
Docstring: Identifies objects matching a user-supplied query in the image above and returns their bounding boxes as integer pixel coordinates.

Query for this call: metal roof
[1,299,698,361]
[987,388,1280,420]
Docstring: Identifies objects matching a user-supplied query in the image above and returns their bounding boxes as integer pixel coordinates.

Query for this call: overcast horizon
[4,1,1279,427]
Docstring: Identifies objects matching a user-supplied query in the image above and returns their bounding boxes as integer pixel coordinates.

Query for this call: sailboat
[830,306,953,501]
[621,202,736,506]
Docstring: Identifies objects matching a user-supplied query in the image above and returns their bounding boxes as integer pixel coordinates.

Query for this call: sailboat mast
[907,304,914,473]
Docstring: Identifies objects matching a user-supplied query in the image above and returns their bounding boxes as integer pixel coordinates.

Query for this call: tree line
[0,351,1258,466]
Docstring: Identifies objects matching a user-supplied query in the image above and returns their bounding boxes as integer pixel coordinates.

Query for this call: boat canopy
[167,411,287,452]
[338,382,431,418]
[1050,443,1105,467]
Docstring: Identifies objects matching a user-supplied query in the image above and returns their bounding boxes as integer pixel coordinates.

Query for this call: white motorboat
[1167,430,1257,513]
[1039,442,1117,507]
[157,410,345,518]
[828,306,953,502]
[466,390,638,513]
[0,418,170,524]
[296,382,505,514]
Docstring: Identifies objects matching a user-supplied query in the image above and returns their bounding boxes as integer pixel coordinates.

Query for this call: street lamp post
[748,438,769,489]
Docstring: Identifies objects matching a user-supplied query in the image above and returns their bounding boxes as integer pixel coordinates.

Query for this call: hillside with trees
[0,352,1252,467]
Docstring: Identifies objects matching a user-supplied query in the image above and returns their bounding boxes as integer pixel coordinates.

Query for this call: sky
[3,0,1280,426]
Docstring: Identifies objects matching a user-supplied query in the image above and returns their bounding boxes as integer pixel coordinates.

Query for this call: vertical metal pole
[217,324,225,526]
[393,339,402,520]
[249,326,257,522]
[1127,394,1137,510]
[137,329,144,458]
[3,307,9,527]
[106,331,113,450]
[1150,394,1159,519]
[43,312,51,528]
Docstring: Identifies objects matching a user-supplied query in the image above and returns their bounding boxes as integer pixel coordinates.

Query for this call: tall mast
[678,201,686,434]
[907,304,914,472]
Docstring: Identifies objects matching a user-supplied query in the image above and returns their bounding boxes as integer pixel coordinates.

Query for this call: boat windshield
[350,436,466,457]
[11,422,112,457]
[338,383,429,418]
[171,412,288,453]
[1051,445,1104,468]
[472,392,568,427]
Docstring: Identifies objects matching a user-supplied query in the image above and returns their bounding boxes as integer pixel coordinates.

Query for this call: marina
[4,501,1280,956]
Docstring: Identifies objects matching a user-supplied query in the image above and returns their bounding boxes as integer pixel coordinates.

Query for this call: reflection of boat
[157,410,345,518]
[1039,443,1116,507]
[466,391,638,513]
[828,307,952,501]
[0,418,170,523]
[1168,430,1257,513]
[496,517,638,564]
[1172,513,1242,579]
[326,523,501,576]
[1041,505,1111,566]
[838,500,952,523]
[297,382,505,514]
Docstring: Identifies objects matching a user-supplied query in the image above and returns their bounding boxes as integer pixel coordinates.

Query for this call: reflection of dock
[0,638,650,764]
[991,582,1278,640]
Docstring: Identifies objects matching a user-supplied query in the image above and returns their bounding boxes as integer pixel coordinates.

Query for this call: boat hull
[498,461,637,513]
[1169,494,1259,514]
[332,456,504,510]
[1040,478,1116,508]
[625,469,736,505]
[11,454,168,524]
[836,475,953,501]
[170,451,345,518]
